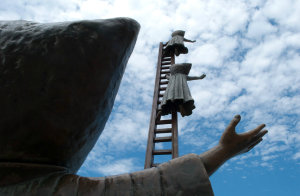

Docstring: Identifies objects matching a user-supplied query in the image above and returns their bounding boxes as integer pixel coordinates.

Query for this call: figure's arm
[187,74,206,81]
[184,38,196,43]
[199,115,268,176]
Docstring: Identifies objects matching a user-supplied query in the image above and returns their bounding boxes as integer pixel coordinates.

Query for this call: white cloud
[263,0,300,31]
[191,44,221,66]
[293,152,300,160]
[96,158,137,176]
[246,10,278,39]
[261,154,278,161]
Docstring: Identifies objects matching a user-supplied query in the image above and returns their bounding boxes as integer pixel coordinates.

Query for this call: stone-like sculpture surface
[0,154,213,195]
[160,63,206,117]
[0,18,140,175]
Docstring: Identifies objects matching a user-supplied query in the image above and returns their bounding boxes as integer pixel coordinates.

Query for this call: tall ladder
[144,42,179,169]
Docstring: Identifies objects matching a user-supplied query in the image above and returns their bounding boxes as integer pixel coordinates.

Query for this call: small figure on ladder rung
[163,30,196,57]
[157,63,206,120]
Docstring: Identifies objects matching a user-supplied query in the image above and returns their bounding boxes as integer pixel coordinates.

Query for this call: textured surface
[161,63,195,117]
[0,154,214,196]
[0,18,140,173]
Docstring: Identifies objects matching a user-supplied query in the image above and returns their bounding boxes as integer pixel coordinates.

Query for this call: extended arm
[187,74,206,81]
[199,115,268,176]
[184,38,196,43]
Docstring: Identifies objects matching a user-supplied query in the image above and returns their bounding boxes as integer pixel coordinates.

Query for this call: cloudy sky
[1,0,300,195]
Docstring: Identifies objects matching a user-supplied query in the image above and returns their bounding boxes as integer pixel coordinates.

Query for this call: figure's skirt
[164,44,188,56]
[161,99,195,117]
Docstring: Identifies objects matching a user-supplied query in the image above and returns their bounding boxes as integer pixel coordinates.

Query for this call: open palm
[219,115,268,157]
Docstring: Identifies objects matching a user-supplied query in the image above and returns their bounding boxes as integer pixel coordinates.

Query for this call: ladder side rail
[144,42,164,169]
[170,55,179,158]
[171,110,179,158]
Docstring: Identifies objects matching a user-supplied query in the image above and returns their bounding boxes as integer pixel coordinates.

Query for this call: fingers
[244,124,266,137]
[238,136,265,155]
[247,138,263,152]
[254,130,268,139]
[227,115,241,131]
[246,130,268,152]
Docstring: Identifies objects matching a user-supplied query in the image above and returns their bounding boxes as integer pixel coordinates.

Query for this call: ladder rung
[157,119,172,124]
[161,66,170,70]
[162,57,171,60]
[159,87,166,91]
[155,128,172,133]
[158,93,164,97]
[161,62,171,65]
[161,75,167,79]
[154,136,172,142]
[161,70,170,74]
[153,149,172,155]
[159,81,168,85]
[157,100,161,104]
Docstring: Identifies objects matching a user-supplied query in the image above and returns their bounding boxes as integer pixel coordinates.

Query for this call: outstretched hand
[200,114,268,176]
[219,115,268,158]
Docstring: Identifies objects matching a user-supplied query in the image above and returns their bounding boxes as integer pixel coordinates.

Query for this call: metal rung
[158,93,164,97]
[153,149,172,155]
[159,87,166,91]
[160,81,168,85]
[161,70,170,74]
[161,66,170,70]
[161,62,171,65]
[161,75,167,79]
[157,119,172,124]
[154,136,172,142]
[155,128,172,133]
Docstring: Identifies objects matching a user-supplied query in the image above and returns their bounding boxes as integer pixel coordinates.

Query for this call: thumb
[226,115,241,132]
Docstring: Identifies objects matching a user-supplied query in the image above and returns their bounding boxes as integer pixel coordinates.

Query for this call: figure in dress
[164,30,196,56]
[160,63,205,117]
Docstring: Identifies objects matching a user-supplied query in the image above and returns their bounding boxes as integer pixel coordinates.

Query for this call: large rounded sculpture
[0,18,140,174]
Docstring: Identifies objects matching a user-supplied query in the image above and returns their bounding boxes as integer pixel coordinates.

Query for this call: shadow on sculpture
[0,20,267,195]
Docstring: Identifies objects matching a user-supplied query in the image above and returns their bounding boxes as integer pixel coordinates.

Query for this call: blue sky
[1,0,300,195]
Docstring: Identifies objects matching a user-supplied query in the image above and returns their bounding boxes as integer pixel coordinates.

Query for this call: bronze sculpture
[0,20,268,195]
[160,63,206,117]
[164,30,196,56]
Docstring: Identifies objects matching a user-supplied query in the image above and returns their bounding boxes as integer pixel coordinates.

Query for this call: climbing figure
[164,30,196,56]
[157,63,205,120]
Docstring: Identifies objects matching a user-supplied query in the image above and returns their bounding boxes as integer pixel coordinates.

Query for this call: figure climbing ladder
[144,42,178,169]
[145,30,205,169]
